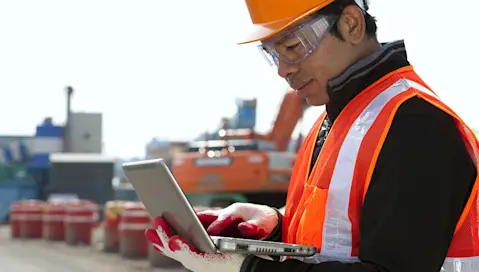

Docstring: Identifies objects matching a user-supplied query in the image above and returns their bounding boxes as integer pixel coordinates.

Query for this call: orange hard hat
[238,0,367,44]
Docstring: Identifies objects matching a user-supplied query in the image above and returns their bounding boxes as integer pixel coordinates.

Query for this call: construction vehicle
[172,89,308,208]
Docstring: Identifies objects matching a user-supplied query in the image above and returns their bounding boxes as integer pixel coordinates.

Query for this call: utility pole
[64,86,74,153]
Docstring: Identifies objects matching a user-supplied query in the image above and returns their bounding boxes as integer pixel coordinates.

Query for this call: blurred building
[67,112,103,153]
[145,138,188,163]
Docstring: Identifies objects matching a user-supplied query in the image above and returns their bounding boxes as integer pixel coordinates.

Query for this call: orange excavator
[172,89,308,208]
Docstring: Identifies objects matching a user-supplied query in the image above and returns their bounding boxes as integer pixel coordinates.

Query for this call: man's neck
[325,40,409,122]
[354,38,381,66]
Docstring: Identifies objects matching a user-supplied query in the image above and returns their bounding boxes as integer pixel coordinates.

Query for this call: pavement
[0,226,186,272]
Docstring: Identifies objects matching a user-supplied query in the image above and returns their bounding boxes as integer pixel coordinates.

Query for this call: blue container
[35,124,63,137]
[237,106,256,129]
[0,179,38,224]
[235,99,257,129]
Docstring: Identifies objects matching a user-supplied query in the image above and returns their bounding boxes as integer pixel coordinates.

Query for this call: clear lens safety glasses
[258,16,336,67]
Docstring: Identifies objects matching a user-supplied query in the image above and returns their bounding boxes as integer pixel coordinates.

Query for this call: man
[145,0,479,271]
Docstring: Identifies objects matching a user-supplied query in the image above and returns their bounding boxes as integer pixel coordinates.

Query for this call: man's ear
[336,5,366,45]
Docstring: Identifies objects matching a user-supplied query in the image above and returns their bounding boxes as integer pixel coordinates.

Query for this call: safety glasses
[258,15,336,67]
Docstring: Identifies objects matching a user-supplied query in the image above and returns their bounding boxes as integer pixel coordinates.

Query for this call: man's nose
[277,60,298,78]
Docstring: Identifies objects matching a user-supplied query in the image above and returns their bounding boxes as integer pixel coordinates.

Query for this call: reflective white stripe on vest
[321,78,417,258]
[404,79,438,98]
[442,256,479,272]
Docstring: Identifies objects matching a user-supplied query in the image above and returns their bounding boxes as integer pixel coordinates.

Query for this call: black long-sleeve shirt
[241,40,477,272]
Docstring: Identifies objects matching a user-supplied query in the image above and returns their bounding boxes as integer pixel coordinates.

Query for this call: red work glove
[196,203,282,240]
[145,217,246,272]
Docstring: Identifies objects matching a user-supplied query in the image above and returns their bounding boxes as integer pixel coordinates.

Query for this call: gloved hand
[196,203,282,241]
[145,217,246,272]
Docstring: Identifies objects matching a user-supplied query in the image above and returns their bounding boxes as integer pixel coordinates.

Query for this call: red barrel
[118,202,150,259]
[9,202,23,238]
[102,201,125,252]
[18,200,45,239]
[64,200,98,245]
[42,202,67,241]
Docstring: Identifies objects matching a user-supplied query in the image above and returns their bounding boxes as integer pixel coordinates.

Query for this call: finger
[193,206,210,213]
[196,209,221,218]
[153,217,175,246]
[145,228,164,253]
[207,216,244,237]
[145,228,163,246]
[238,222,265,239]
[153,217,174,237]
[196,213,218,229]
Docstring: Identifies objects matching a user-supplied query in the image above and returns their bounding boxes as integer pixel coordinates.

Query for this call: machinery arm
[268,89,309,151]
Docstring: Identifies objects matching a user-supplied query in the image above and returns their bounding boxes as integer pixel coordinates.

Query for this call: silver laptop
[122,158,316,257]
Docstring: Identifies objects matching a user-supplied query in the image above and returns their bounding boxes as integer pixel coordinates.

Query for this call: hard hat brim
[236,2,333,45]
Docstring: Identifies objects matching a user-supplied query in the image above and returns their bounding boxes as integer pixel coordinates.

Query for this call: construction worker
[145,0,479,271]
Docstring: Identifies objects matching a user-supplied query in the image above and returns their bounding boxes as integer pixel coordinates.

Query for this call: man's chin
[305,97,327,107]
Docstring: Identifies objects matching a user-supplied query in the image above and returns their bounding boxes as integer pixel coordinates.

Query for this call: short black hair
[316,0,377,39]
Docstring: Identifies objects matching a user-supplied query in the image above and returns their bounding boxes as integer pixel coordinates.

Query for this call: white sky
[0,0,477,158]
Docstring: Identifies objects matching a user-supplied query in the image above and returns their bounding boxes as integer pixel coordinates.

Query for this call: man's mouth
[293,80,312,98]
[293,80,312,91]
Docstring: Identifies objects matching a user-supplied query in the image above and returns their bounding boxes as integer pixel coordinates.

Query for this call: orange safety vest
[282,66,479,270]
